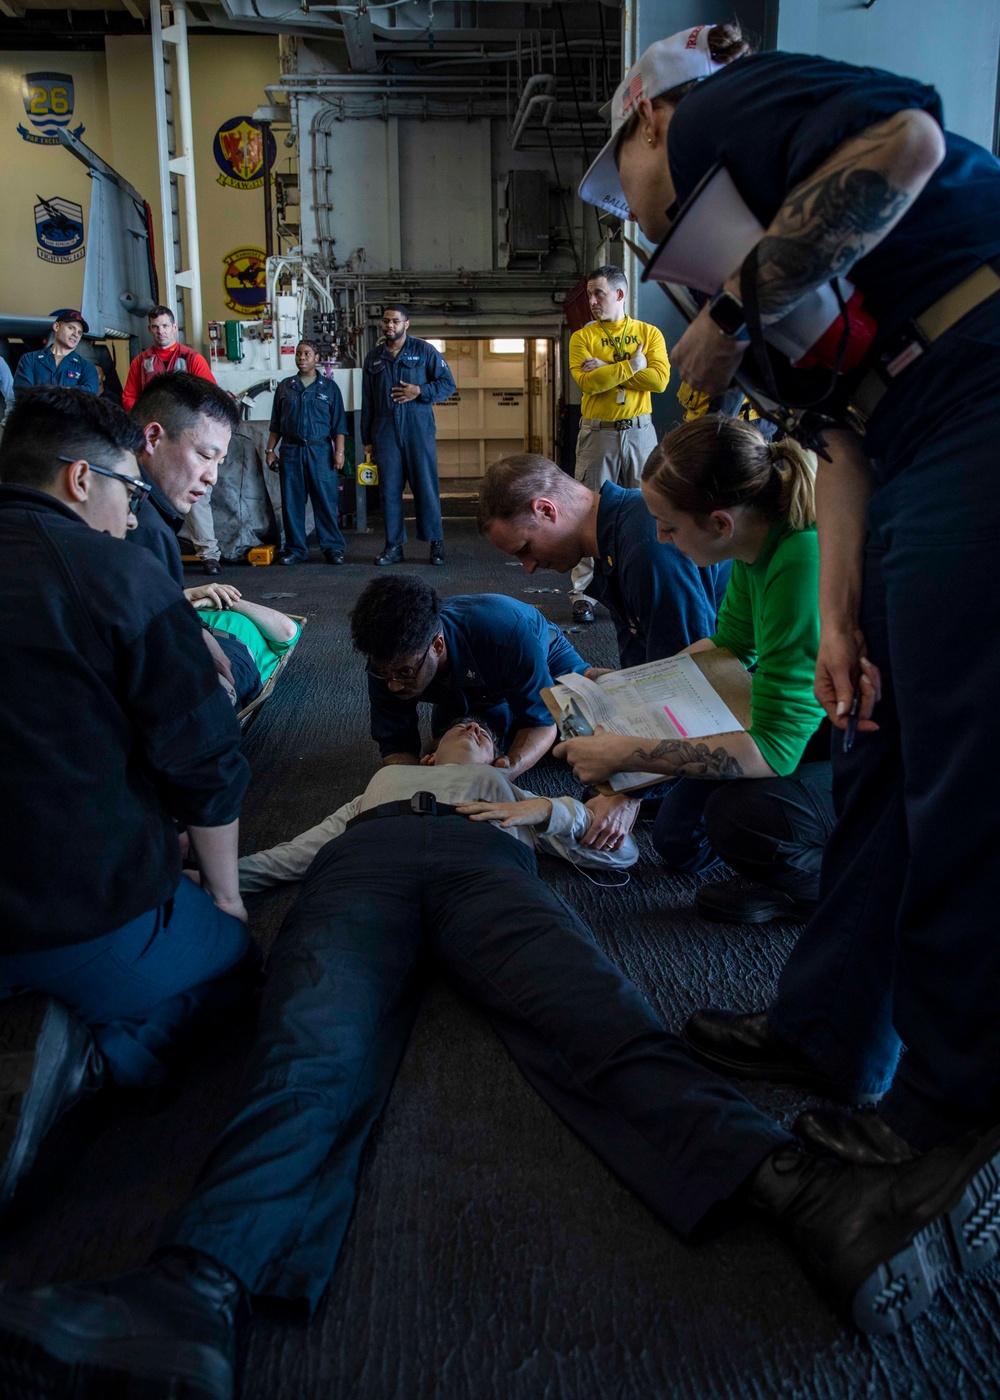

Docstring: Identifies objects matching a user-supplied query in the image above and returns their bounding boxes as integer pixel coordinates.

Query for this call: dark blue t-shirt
[667,52,1000,342]
[589,482,729,669]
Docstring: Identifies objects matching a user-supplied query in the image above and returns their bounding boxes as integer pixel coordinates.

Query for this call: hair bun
[707,22,754,64]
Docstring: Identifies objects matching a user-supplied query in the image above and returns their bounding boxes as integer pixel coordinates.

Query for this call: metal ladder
[150,0,203,346]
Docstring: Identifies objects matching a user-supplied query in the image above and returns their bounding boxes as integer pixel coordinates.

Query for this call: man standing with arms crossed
[569,266,669,625]
[122,305,222,575]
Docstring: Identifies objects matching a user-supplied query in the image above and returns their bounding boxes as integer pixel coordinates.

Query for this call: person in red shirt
[124,306,223,574]
[121,306,215,410]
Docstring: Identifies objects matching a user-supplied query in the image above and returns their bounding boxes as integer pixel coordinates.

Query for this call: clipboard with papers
[542,649,752,795]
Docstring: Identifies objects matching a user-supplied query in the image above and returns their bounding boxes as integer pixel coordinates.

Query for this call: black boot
[428,540,445,565]
[0,1247,243,1400]
[682,1009,859,1101]
[374,543,404,566]
[694,876,815,924]
[0,994,104,1212]
[746,1128,1000,1334]
[794,1107,917,1166]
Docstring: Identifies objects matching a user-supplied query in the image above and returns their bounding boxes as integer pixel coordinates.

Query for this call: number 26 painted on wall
[29,87,69,115]
[17,71,83,144]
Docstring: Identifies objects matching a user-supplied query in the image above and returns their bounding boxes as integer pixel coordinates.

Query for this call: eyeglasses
[367,638,435,683]
[57,456,151,517]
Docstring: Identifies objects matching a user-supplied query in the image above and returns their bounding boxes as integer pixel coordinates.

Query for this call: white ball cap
[579,24,725,220]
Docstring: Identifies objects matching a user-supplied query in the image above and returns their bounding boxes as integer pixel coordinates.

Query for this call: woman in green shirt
[555,414,842,925]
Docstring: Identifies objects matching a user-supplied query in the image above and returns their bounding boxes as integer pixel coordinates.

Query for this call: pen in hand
[842,677,863,754]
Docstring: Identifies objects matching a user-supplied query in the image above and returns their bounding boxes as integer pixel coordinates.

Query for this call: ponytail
[706,21,753,65]
[766,437,816,530]
[641,414,816,529]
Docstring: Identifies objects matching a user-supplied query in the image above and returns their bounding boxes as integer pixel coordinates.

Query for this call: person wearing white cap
[580,28,1000,1174]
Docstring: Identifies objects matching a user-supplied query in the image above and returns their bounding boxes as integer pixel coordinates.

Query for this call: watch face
[710,293,746,337]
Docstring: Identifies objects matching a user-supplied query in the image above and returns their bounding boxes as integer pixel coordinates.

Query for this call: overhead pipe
[510,72,554,129]
[511,88,557,148]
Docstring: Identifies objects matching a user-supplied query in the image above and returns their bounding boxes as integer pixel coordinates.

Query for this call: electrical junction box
[224,320,244,363]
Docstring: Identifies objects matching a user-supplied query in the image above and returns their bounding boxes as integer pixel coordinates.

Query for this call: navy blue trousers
[771,302,1000,1149]
[372,414,443,546]
[0,879,257,1087]
[166,817,788,1308]
[652,763,835,903]
[278,445,345,558]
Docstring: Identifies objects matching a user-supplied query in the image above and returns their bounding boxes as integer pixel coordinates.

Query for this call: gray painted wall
[777,0,1000,150]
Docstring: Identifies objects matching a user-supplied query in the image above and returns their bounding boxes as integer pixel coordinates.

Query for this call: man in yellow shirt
[569,266,669,621]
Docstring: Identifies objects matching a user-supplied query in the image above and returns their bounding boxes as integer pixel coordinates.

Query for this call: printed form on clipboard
[548,653,749,794]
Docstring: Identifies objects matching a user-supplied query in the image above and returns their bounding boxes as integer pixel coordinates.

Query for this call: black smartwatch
[708,290,749,341]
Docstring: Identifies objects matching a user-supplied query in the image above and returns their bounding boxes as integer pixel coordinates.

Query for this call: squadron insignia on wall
[213,116,277,190]
[34,195,85,264]
[222,247,267,315]
[18,71,85,145]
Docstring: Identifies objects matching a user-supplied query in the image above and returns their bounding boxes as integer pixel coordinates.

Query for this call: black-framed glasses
[367,638,435,683]
[57,456,151,517]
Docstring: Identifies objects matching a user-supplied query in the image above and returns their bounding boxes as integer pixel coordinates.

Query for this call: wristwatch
[708,290,749,341]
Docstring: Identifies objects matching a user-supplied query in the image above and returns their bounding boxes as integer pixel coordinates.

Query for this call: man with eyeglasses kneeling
[352,574,593,781]
[0,386,257,1217]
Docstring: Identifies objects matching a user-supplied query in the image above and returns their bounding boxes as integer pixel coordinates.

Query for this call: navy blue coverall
[667,52,1000,1149]
[361,336,456,547]
[269,373,347,559]
[12,347,98,397]
[368,593,588,757]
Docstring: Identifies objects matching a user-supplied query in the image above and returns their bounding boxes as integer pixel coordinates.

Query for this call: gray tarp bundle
[179,421,314,560]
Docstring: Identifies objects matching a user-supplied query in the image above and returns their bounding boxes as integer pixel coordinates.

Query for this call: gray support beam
[342,7,378,71]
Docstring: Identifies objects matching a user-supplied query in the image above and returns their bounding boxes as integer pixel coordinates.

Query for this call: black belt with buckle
[345,790,460,830]
[284,436,330,447]
[582,415,651,432]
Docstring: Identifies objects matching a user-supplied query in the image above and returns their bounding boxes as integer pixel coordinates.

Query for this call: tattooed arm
[671,108,946,393]
[724,109,946,321]
[553,727,775,786]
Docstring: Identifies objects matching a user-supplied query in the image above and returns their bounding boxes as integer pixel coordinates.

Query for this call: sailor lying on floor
[238,716,636,891]
[4,724,999,1400]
